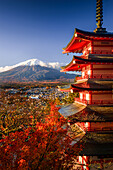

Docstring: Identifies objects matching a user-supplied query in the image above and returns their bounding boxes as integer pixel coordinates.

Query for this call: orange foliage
[0,104,82,170]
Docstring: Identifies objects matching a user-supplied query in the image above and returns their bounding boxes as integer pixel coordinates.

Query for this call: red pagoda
[59,0,113,169]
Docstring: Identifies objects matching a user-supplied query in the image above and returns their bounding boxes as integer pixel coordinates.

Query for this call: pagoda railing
[75,98,113,105]
[89,127,113,132]
[76,76,82,81]
[92,50,113,55]
[76,76,81,81]
[76,74,113,81]
[74,98,89,105]
[91,100,113,105]
[92,74,113,79]
[76,76,89,81]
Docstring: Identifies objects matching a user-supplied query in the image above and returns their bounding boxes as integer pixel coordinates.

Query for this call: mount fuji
[0,59,76,82]
[0,59,62,73]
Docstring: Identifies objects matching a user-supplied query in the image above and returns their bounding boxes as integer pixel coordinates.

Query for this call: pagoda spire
[96,0,103,28]
[94,0,107,33]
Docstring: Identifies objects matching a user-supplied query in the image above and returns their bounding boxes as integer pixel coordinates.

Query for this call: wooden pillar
[91,41,94,54]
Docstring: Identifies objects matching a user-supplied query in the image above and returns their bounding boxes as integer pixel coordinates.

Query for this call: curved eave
[75,28,113,37]
[79,132,113,156]
[59,102,86,118]
[59,102,113,122]
[71,83,112,91]
[62,28,113,54]
[74,55,113,63]
[62,29,90,54]
[58,84,72,92]
[58,80,87,93]
[61,64,83,72]
[58,88,71,92]
[71,87,112,92]
[60,58,73,71]
[62,37,89,54]
[62,30,76,51]
[61,54,113,73]
[60,56,86,72]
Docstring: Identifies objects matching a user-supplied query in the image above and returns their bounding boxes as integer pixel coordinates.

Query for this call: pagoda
[59,0,113,169]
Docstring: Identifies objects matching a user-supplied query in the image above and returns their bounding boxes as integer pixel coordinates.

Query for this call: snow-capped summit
[0,59,62,73]
[17,59,47,67]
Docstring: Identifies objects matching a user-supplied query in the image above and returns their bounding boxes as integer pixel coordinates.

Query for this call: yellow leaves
[0,92,83,169]
[21,145,30,153]
[38,125,43,130]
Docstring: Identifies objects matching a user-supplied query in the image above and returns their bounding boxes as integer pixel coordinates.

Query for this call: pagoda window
[88,47,91,53]
[88,70,91,76]
[82,71,85,78]
[79,156,82,164]
[83,160,87,170]
[73,60,76,64]
[87,65,90,69]
[84,156,87,160]
[85,122,89,128]
[75,33,77,37]
[85,122,90,131]
[86,93,90,101]
[80,93,83,100]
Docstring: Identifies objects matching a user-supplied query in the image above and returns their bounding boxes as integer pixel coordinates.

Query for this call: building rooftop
[71,80,113,91]
[59,102,86,118]
[61,54,113,72]
[59,102,113,122]
[62,28,113,54]
[79,132,113,156]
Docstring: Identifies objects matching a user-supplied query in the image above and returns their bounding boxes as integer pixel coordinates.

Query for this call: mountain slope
[0,65,75,82]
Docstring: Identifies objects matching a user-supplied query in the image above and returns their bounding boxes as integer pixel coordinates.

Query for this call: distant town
[3,84,68,104]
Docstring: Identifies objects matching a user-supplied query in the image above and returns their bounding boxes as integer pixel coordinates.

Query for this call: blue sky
[0,0,113,66]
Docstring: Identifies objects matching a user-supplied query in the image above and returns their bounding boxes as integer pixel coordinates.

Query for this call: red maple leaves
[0,103,82,170]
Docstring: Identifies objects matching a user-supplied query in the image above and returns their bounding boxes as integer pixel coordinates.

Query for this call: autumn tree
[62,92,79,104]
[0,91,50,138]
[0,103,82,170]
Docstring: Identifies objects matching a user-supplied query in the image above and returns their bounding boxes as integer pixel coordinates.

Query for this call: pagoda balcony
[92,74,113,79]
[75,98,90,105]
[76,74,113,81]
[91,100,113,105]
[76,76,83,81]
[76,122,113,133]
[75,98,113,105]
[76,75,89,81]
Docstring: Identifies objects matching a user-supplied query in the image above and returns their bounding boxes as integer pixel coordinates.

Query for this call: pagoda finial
[96,0,103,28]
[94,0,107,33]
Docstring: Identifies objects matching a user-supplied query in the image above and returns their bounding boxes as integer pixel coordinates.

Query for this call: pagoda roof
[62,28,113,54]
[71,80,113,91]
[59,102,113,122]
[58,84,72,92]
[89,53,113,60]
[58,79,113,92]
[74,54,113,62]
[69,126,113,156]
[61,56,87,72]
[79,132,113,156]
[58,79,86,92]
[59,102,86,118]
[61,54,113,72]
